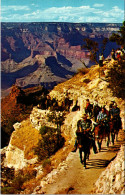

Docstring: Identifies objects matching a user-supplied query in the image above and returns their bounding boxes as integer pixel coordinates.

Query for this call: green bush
[11,175,26,191]
[1,187,17,194]
[107,60,125,99]
[1,168,37,194]
[34,126,65,161]
[39,126,48,135]
[42,159,51,169]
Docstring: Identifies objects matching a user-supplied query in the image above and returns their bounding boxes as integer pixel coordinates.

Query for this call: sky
[1,0,125,23]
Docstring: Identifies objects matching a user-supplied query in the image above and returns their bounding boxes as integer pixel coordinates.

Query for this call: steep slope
[1,85,48,147]
[49,59,124,118]
[1,59,124,194]
[1,54,85,97]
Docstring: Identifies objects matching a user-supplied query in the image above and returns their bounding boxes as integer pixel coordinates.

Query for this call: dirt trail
[43,129,124,194]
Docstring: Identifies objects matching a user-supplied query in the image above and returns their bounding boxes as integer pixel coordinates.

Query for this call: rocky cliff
[1,58,124,194]
[93,145,124,194]
[1,85,48,147]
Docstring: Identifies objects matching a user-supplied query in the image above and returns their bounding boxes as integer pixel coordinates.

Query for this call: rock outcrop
[5,143,37,170]
[93,145,125,194]
[1,85,48,147]
[30,108,57,130]
[4,120,39,170]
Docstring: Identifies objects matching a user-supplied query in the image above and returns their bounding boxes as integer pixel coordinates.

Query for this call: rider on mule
[109,103,122,129]
[93,101,101,122]
[109,101,115,119]
[85,99,93,118]
[72,114,98,153]
[97,106,109,128]
[92,106,109,132]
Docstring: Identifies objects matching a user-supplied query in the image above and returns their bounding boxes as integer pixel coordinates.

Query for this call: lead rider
[72,114,98,154]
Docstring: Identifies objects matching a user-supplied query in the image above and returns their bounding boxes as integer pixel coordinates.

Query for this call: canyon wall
[1,22,121,94]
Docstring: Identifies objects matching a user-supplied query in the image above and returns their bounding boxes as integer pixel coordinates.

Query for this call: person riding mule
[109,103,122,131]
[97,106,109,128]
[85,99,93,118]
[92,106,110,150]
[92,106,109,131]
[93,101,101,122]
[72,114,98,154]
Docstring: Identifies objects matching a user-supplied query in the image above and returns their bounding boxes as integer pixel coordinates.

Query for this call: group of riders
[72,99,122,153]
[111,47,125,61]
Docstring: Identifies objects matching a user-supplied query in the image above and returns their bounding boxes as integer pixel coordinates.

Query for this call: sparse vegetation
[34,125,65,161]
[47,111,66,145]
[42,158,51,168]
[11,120,41,160]
[1,85,48,148]
[109,21,125,47]
[42,159,52,174]
[81,38,99,64]
[1,167,37,194]
[107,60,125,99]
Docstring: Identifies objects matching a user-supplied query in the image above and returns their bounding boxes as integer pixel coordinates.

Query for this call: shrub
[1,167,37,194]
[11,175,26,191]
[40,126,48,135]
[42,159,51,168]
[107,60,125,99]
[34,126,65,161]
[11,120,41,160]
[42,159,52,174]
[83,78,91,84]
[1,187,17,194]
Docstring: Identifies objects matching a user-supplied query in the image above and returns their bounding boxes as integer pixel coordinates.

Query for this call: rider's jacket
[77,119,92,132]
[110,107,120,118]
[85,103,93,115]
[97,111,108,122]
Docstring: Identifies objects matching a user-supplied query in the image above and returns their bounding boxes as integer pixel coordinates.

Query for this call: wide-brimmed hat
[82,113,87,118]
[114,103,117,107]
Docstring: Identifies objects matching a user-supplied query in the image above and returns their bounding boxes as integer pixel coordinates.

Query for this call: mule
[109,116,121,144]
[76,131,92,168]
[94,121,110,151]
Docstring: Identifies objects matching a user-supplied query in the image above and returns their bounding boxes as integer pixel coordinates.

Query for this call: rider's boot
[72,139,78,152]
[94,148,98,154]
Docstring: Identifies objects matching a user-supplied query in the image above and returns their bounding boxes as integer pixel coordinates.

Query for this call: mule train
[73,113,122,169]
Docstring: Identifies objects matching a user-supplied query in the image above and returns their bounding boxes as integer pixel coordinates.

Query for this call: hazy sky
[1,0,124,23]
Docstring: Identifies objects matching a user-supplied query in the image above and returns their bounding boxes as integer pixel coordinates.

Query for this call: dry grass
[53,65,100,93]
[11,119,42,160]
[22,177,40,193]
[49,133,74,169]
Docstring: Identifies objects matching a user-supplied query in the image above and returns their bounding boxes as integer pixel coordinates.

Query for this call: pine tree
[109,21,125,47]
